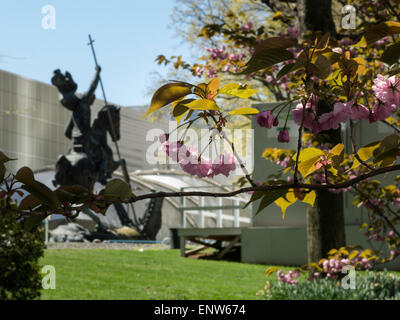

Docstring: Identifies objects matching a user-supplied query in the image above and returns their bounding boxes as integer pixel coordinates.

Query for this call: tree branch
[127,164,400,203]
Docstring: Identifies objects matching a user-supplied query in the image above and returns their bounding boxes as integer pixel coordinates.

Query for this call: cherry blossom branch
[127,164,400,203]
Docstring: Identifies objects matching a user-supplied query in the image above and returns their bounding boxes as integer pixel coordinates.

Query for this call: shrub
[258,271,400,300]
[0,207,45,300]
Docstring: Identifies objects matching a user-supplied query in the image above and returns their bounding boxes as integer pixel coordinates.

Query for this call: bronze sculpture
[51,67,120,187]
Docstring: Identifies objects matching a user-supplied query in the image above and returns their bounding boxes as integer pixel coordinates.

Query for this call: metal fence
[179,185,252,228]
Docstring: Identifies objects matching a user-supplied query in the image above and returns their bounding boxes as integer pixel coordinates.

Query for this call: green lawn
[40,249,281,300]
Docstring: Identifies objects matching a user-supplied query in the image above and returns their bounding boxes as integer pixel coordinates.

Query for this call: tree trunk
[297,0,346,263]
[306,127,346,263]
[297,0,337,37]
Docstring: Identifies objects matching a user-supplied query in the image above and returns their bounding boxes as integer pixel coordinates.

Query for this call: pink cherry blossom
[256,110,275,128]
[287,27,299,39]
[350,103,370,121]
[372,74,400,112]
[213,153,236,177]
[241,22,254,32]
[292,103,316,129]
[278,129,290,143]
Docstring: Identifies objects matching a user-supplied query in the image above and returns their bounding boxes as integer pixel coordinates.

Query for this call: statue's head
[51,69,78,94]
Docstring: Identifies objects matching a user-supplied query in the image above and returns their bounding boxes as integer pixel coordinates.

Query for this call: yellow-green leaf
[228,107,259,116]
[265,266,280,277]
[275,191,297,219]
[219,83,259,99]
[183,99,219,111]
[301,190,316,207]
[329,143,344,157]
[293,148,325,178]
[349,250,359,260]
[351,141,381,170]
[309,262,323,272]
[207,78,220,98]
[144,83,193,118]
[104,179,134,200]
[329,143,344,168]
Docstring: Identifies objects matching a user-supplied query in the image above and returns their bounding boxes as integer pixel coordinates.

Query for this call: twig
[382,119,400,135]
[293,98,307,185]
[220,130,256,187]
[350,120,374,171]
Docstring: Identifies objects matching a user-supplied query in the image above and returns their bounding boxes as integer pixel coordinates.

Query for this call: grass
[39,249,282,300]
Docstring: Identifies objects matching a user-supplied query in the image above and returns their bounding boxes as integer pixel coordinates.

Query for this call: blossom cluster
[256,110,290,143]
[159,134,236,178]
[276,269,300,285]
[289,74,400,134]
[292,99,370,134]
[371,74,400,121]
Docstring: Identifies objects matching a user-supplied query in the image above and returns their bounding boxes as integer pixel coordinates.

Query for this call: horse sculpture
[54,105,121,187]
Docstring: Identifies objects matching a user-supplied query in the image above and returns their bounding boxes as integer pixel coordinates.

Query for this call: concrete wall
[246,102,400,269]
[0,69,168,174]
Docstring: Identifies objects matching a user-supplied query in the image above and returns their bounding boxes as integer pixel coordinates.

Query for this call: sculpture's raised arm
[83,66,101,103]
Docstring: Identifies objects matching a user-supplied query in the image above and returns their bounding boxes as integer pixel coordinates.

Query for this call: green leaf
[355,21,400,47]
[103,179,134,200]
[276,62,302,80]
[19,194,42,211]
[311,54,332,79]
[15,166,35,183]
[0,163,5,182]
[382,42,400,65]
[15,167,61,210]
[240,48,294,75]
[219,83,259,99]
[0,151,15,164]
[182,99,219,111]
[172,99,192,124]
[244,190,266,209]
[144,82,193,117]
[315,32,330,50]
[255,188,289,215]
[23,213,47,232]
[228,107,259,116]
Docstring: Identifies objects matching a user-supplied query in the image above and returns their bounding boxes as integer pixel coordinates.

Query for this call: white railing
[179,185,252,228]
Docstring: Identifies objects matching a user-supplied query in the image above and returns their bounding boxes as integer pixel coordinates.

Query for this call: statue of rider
[51,66,101,154]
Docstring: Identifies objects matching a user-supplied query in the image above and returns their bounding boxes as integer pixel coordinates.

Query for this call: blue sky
[0,0,186,106]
